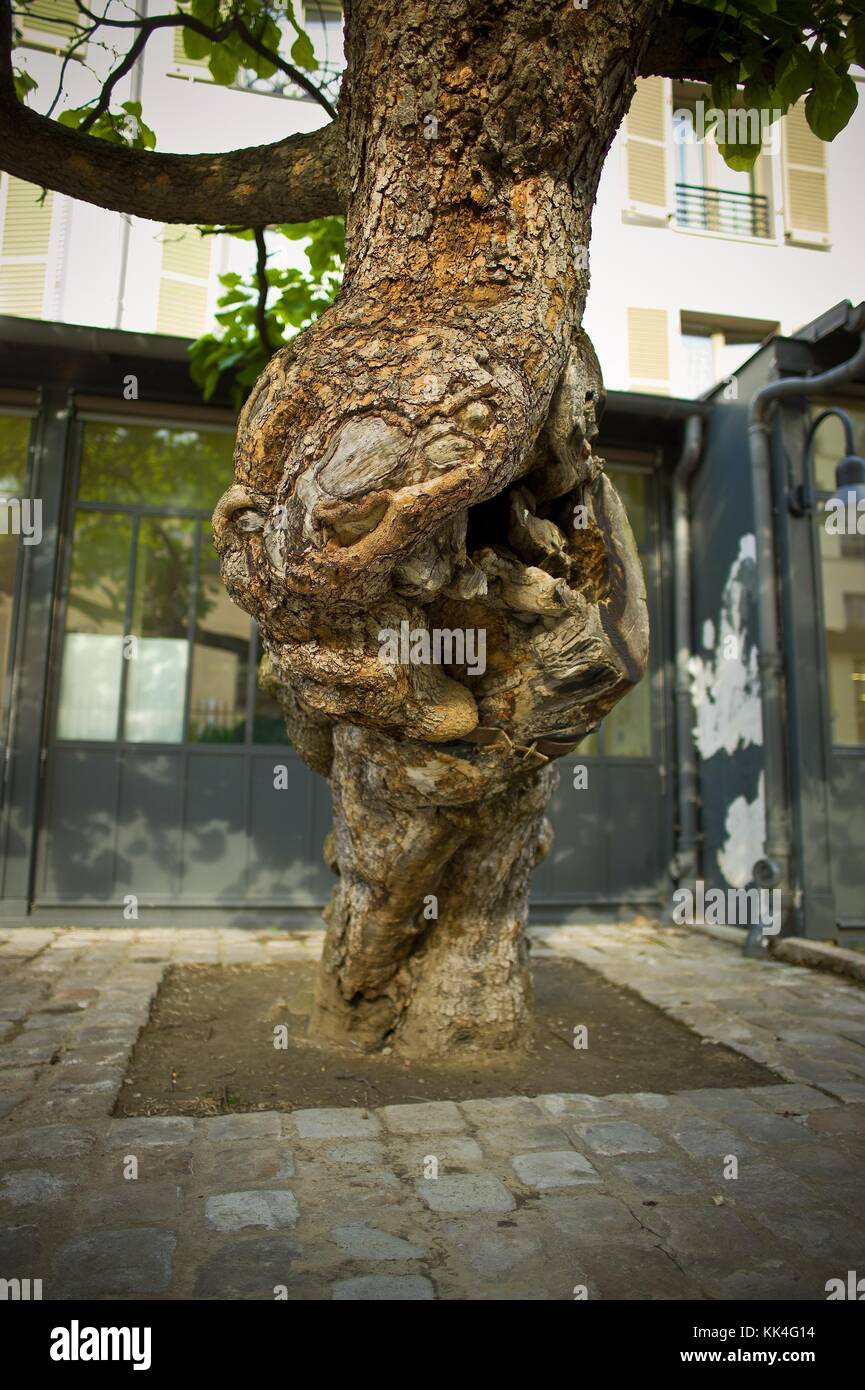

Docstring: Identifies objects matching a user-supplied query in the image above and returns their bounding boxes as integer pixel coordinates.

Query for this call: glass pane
[811,403,865,493]
[189,522,249,743]
[606,468,649,549]
[79,423,234,511]
[576,728,600,757]
[253,635,290,745]
[682,333,716,398]
[56,511,132,740]
[602,675,653,758]
[124,517,194,743]
[819,519,865,747]
[0,415,31,711]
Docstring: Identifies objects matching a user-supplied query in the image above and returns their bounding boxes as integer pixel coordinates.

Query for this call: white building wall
[585,76,865,396]
[5,8,865,400]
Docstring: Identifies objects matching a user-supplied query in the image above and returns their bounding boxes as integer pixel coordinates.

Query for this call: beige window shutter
[172,14,211,69]
[19,0,78,41]
[623,77,671,225]
[782,102,830,249]
[0,176,55,318]
[627,307,671,394]
[156,227,214,337]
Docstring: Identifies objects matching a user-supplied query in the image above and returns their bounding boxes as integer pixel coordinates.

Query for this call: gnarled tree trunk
[214,0,653,1055]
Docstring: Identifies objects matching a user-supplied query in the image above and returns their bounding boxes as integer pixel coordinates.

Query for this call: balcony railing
[236,60,344,105]
[675,183,771,239]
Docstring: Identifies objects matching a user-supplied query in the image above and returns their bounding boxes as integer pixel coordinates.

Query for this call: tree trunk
[214,0,656,1055]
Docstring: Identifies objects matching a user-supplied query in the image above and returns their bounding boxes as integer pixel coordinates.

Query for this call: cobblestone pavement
[1,922,864,1300]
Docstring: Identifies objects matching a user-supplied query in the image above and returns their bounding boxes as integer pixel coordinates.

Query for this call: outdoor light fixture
[788,406,865,519]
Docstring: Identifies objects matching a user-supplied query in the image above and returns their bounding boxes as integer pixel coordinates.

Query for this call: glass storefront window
[56,511,132,740]
[591,466,654,759]
[0,414,31,713]
[189,522,249,743]
[55,420,290,747]
[818,518,865,747]
[124,517,195,743]
[811,403,865,494]
[78,423,235,509]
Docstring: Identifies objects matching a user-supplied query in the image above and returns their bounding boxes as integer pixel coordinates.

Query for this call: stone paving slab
[1,922,864,1300]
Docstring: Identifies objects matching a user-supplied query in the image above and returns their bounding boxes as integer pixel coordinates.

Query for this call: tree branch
[253,227,275,358]
[67,8,338,122]
[0,93,346,222]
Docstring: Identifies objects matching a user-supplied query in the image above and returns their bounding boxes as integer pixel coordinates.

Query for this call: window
[14,0,80,52]
[680,313,777,397]
[55,422,289,746]
[813,403,865,747]
[0,413,32,730]
[211,2,345,104]
[579,467,654,759]
[672,83,772,240]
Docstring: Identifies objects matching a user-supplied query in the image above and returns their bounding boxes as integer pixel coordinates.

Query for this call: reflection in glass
[597,467,653,757]
[602,676,653,758]
[0,415,30,711]
[811,403,865,494]
[606,468,649,550]
[56,512,132,740]
[124,518,194,743]
[819,518,865,747]
[79,423,234,510]
[254,670,291,745]
[189,523,249,743]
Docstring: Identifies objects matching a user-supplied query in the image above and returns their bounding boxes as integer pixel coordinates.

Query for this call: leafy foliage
[683,0,863,168]
[175,0,319,83]
[188,218,345,407]
[57,101,157,149]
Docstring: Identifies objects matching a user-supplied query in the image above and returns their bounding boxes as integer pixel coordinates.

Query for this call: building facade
[0,4,863,937]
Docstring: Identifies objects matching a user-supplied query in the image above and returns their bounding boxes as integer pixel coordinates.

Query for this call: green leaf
[182,27,212,61]
[57,108,85,129]
[191,0,221,23]
[716,140,762,172]
[850,16,865,67]
[290,32,318,72]
[805,63,858,140]
[209,44,240,85]
[13,67,38,103]
[711,67,738,112]
[774,45,816,109]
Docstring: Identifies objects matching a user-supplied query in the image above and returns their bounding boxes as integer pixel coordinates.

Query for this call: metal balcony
[675,183,771,239]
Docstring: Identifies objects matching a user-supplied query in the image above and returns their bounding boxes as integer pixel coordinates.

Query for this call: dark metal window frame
[47,410,283,758]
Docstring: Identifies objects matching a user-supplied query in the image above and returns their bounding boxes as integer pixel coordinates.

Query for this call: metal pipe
[670,414,704,897]
[744,301,865,955]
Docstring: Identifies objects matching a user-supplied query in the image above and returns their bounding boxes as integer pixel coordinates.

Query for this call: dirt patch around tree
[115,956,779,1116]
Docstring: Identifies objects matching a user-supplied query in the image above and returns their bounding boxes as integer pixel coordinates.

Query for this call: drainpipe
[114,0,147,328]
[670,414,704,897]
[744,301,865,957]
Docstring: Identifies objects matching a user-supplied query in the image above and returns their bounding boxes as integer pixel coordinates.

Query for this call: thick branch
[0,101,346,222]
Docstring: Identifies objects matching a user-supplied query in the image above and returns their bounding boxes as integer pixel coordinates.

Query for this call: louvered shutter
[0,177,55,318]
[783,102,830,248]
[19,0,78,40]
[172,13,211,70]
[156,227,213,337]
[627,307,671,394]
[623,77,671,225]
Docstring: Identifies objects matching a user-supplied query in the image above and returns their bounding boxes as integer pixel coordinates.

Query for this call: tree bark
[215,0,657,1055]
